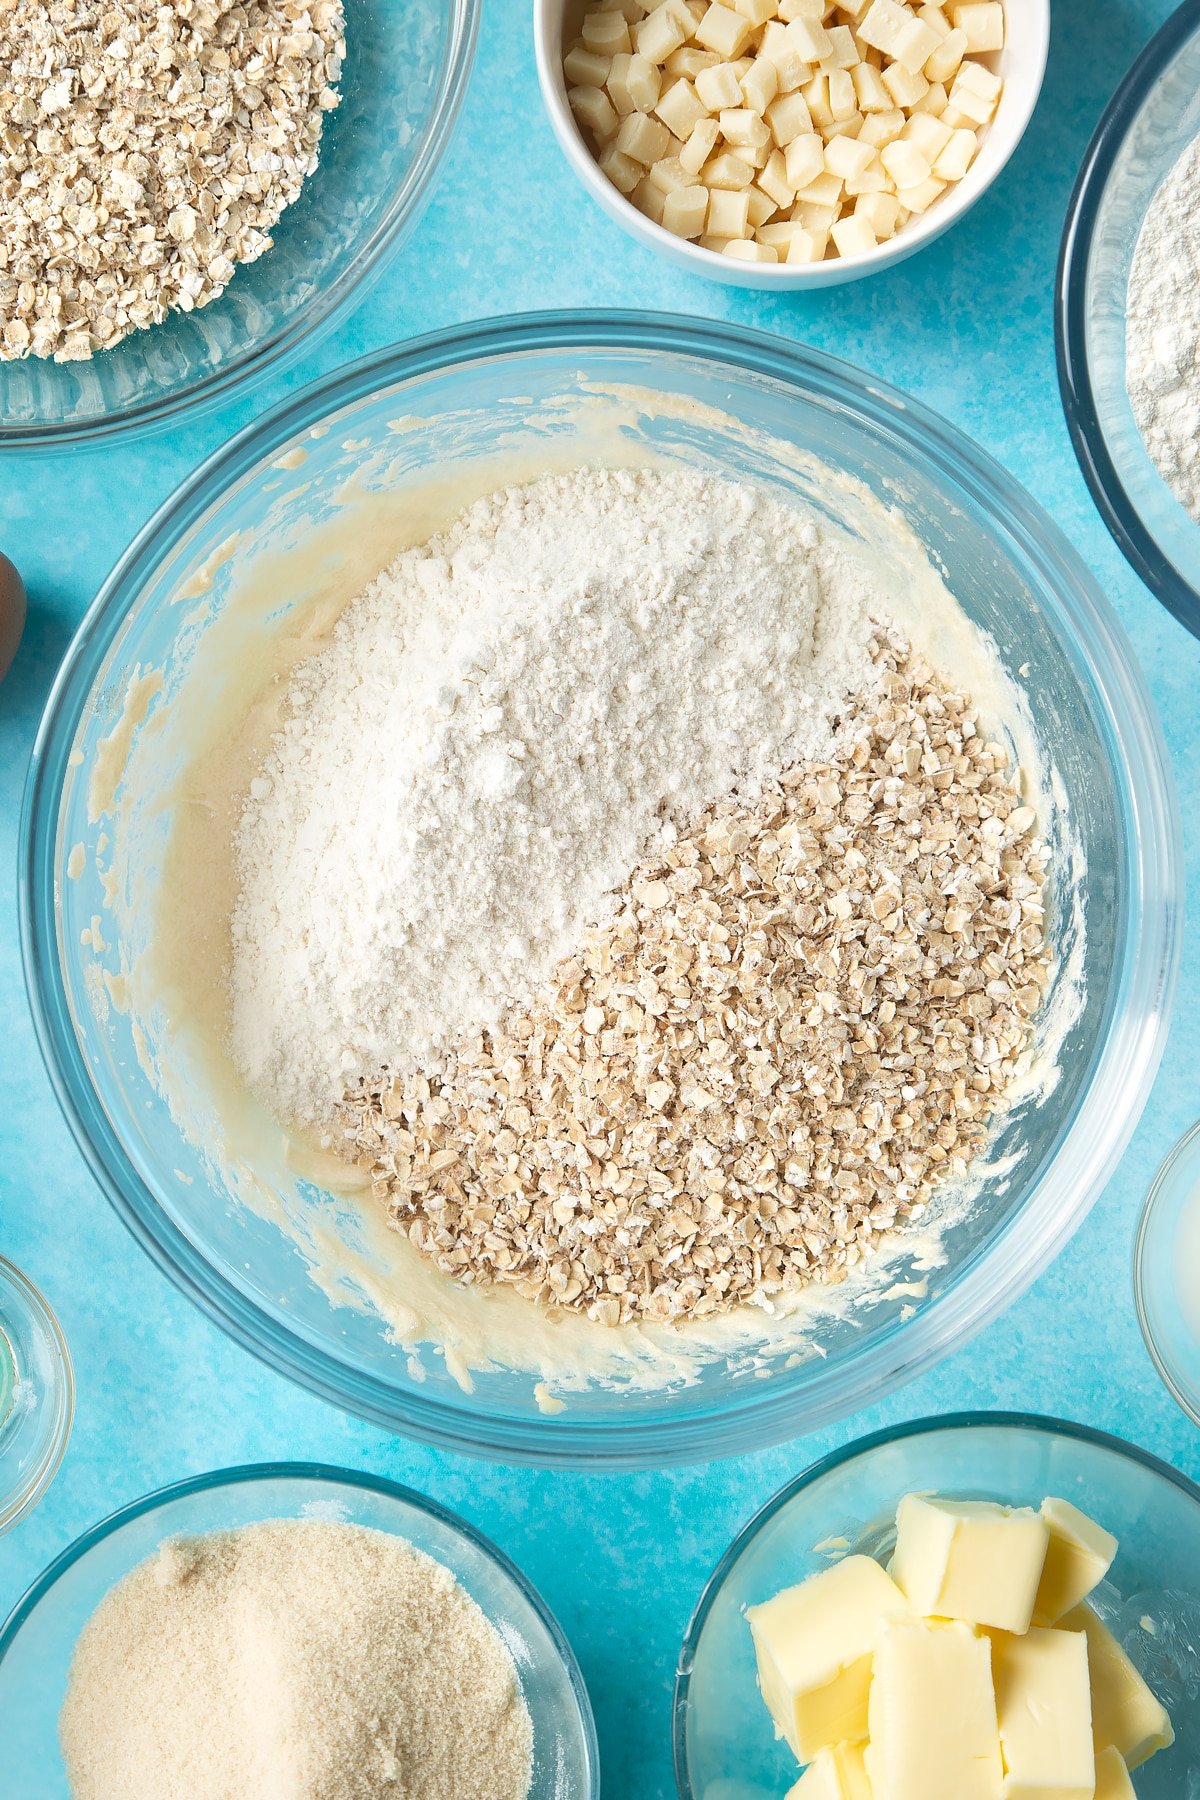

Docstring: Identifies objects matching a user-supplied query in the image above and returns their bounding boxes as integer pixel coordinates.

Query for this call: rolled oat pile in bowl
[22,314,1180,1467]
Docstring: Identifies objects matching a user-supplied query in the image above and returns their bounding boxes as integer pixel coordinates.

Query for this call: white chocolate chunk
[894,173,946,211]
[866,1618,1003,1800]
[662,182,709,233]
[794,168,843,207]
[855,189,904,235]
[748,1555,910,1762]
[569,84,620,141]
[825,132,875,178]
[767,89,815,143]
[913,78,949,116]
[732,0,776,19]
[894,16,941,73]
[656,76,708,136]
[564,43,613,87]
[917,3,952,39]
[853,61,891,111]
[679,115,720,171]
[925,24,967,81]
[1093,1746,1136,1800]
[758,146,796,205]
[857,0,913,56]
[784,130,824,187]
[720,105,771,146]
[614,108,673,162]
[1033,1500,1118,1627]
[881,136,931,189]
[787,15,832,59]
[741,54,780,111]
[631,173,667,220]
[760,19,814,88]
[664,43,720,75]
[648,152,694,193]
[950,0,1004,51]
[858,107,906,147]
[705,185,751,233]
[598,144,643,192]
[901,111,953,159]
[821,24,859,69]
[882,60,929,109]
[696,58,744,108]
[931,124,976,178]
[743,182,774,223]
[694,1,754,56]
[583,10,632,54]
[1060,1606,1174,1770]
[786,1740,873,1799]
[891,1496,1050,1636]
[722,236,778,259]
[830,213,876,256]
[791,197,837,230]
[992,1627,1095,1800]
[636,0,693,62]
[827,68,857,119]
[607,51,662,114]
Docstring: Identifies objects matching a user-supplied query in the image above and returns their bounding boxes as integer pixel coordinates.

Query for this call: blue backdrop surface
[2,3,1198,1795]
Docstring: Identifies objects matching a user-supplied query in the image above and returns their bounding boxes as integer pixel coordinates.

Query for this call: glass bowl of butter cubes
[535,0,1048,285]
[675,1412,1197,1799]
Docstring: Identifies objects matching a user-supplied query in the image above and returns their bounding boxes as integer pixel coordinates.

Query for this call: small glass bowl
[0,0,479,446]
[1135,1120,1200,1428]
[0,1461,599,1797]
[0,1256,73,1534]
[1056,0,1200,639]
[674,1412,1200,1800]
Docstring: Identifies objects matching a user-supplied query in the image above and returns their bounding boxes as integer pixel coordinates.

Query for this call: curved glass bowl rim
[1134,1117,1200,1428]
[671,1407,1200,1800]
[0,0,481,450]
[1055,0,1200,639]
[0,1254,75,1536]
[0,1456,601,1795]
[19,309,1182,1469]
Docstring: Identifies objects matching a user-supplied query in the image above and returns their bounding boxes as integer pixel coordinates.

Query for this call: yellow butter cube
[866,1617,1003,1800]
[992,1626,1094,1799]
[748,1555,909,1762]
[1093,1746,1136,1799]
[1061,1606,1174,1770]
[891,1495,1050,1634]
[787,1740,873,1799]
[1033,1499,1117,1626]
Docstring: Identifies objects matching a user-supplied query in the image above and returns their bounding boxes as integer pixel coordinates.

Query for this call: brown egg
[0,552,26,681]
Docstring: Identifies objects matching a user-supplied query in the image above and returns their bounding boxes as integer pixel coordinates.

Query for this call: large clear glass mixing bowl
[0,0,479,445]
[20,313,1181,1467]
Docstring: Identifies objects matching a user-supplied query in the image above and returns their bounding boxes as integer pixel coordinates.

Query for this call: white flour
[230,467,885,1126]
[1127,131,1200,523]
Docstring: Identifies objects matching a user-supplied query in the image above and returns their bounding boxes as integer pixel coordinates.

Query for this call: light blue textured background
[2,2,1198,1794]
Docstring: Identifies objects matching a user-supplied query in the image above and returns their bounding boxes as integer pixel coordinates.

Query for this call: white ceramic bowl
[534,0,1049,287]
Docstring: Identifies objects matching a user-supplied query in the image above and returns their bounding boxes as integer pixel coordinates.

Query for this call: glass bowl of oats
[19,313,1181,1467]
[0,0,479,445]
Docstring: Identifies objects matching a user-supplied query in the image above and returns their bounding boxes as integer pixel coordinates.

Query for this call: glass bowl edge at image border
[670,1409,1200,1800]
[1055,0,1200,640]
[19,310,1184,1470]
[0,1255,74,1535]
[0,1459,601,1799]
[0,0,480,450]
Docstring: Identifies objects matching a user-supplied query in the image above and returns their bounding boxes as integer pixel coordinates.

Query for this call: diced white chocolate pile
[746,1492,1175,1800]
[564,0,1005,264]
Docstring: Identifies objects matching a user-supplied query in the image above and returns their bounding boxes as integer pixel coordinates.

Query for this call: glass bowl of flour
[0,1462,598,1797]
[20,313,1181,1467]
[1057,0,1200,639]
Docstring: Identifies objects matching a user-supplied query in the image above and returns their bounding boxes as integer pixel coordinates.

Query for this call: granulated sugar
[59,1519,533,1800]
[1127,130,1200,523]
[230,468,884,1126]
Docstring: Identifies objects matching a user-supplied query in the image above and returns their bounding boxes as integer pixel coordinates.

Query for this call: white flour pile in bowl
[227,465,1052,1332]
[59,1519,533,1800]
[1127,130,1200,523]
